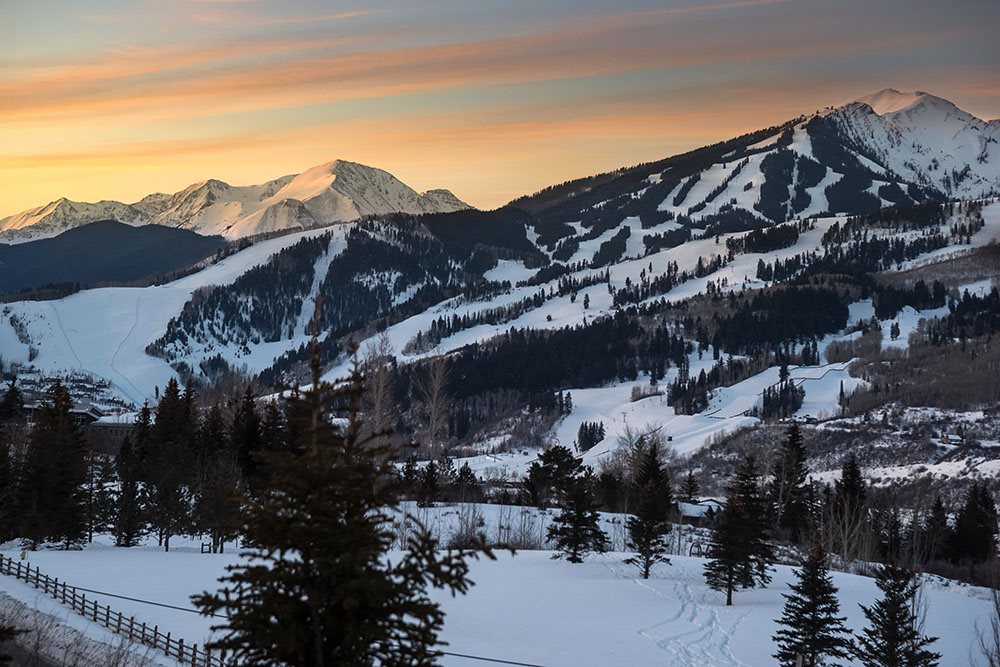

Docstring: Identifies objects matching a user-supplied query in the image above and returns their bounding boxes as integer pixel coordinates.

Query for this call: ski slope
[1,227,346,404]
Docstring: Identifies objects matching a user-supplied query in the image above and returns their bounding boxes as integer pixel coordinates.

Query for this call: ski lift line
[438,651,550,667]
[64,584,229,619]
[65,586,552,667]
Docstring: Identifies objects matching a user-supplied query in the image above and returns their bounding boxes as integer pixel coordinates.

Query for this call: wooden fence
[0,554,229,667]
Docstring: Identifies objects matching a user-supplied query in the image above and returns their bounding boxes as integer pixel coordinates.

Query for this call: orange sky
[2,0,998,216]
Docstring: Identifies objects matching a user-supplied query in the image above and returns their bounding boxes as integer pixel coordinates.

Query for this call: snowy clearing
[0,539,992,667]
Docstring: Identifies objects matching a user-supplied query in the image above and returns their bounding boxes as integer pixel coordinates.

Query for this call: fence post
[0,559,204,666]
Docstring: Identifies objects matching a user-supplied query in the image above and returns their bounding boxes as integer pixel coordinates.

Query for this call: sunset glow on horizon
[2,0,998,217]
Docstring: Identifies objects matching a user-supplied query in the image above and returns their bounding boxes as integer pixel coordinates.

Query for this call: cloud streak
[0,0,997,214]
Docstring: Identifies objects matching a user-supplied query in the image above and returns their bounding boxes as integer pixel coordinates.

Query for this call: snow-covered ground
[0,533,993,667]
[460,357,862,480]
[0,226,345,403]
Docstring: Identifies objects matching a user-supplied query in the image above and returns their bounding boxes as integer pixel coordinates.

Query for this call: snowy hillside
[4,196,997,464]
[513,89,999,235]
[833,89,1000,198]
[0,160,469,243]
[0,226,346,404]
[4,91,1000,475]
[1,526,994,667]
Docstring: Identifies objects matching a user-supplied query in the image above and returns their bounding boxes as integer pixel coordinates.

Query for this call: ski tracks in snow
[603,557,753,666]
[109,295,146,404]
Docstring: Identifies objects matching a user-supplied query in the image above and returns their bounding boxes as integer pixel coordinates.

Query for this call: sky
[1,0,998,216]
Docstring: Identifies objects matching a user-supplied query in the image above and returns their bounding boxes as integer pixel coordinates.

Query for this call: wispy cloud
[0,11,948,125]
[0,0,995,214]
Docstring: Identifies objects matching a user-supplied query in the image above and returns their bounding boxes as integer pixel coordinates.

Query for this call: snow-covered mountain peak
[851,88,984,129]
[855,88,934,115]
[262,159,470,224]
[0,161,470,243]
[826,89,1000,197]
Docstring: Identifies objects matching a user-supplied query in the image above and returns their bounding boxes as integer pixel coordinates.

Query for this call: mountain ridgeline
[0,160,470,244]
[5,89,1000,462]
[0,220,225,296]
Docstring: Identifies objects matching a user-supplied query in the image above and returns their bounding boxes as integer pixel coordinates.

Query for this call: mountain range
[513,88,999,231]
[0,160,469,244]
[2,88,1000,489]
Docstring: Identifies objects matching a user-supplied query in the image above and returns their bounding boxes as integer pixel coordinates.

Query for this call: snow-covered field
[0,533,993,666]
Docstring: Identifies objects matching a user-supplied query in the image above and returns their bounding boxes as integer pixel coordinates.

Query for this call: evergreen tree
[194,448,242,553]
[454,462,480,502]
[830,453,869,561]
[855,564,940,667]
[0,380,22,424]
[418,460,440,508]
[679,469,700,504]
[952,481,997,564]
[835,454,866,522]
[113,435,146,547]
[547,470,608,563]
[401,456,420,497]
[772,542,851,666]
[624,441,673,579]
[770,421,811,543]
[145,379,195,551]
[526,444,583,508]
[193,349,491,666]
[85,452,117,543]
[0,440,13,542]
[194,403,241,553]
[703,455,774,605]
[14,380,88,549]
[259,402,288,455]
[920,496,951,563]
[231,386,263,485]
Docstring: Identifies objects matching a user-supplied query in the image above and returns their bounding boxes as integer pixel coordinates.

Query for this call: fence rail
[0,554,229,667]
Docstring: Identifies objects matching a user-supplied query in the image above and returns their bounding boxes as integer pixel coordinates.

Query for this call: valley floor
[0,520,994,666]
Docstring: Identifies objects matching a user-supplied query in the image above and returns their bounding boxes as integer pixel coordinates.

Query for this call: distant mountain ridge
[0,160,470,244]
[0,220,225,294]
[511,89,999,232]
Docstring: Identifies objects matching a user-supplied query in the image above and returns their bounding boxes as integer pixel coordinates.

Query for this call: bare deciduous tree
[362,332,396,444]
[414,356,450,455]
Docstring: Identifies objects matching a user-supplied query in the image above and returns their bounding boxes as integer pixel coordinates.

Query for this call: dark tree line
[576,421,606,453]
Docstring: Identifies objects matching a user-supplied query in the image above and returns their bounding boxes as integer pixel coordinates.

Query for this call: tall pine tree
[193,347,492,665]
[772,542,851,666]
[14,380,88,549]
[678,469,700,504]
[548,469,609,563]
[704,455,774,605]
[113,435,146,547]
[952,481,997,564]
[624,441,673,578]
[855,563,940,667]
[144,379,196,551]
[770,421,810,544]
